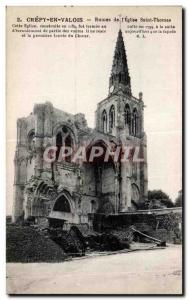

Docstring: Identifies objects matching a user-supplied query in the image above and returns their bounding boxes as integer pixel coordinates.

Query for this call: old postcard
[6,6,182,295]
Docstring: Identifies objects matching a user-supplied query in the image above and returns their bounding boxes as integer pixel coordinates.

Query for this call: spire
[109,29,131,95]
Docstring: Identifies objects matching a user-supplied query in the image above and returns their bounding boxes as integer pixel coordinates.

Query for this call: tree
[148,190,174,208]
[174,190,182,207]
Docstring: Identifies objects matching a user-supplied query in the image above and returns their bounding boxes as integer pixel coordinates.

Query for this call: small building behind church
[12,30,148,225]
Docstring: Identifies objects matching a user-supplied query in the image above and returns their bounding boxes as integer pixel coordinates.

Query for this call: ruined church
[12,30,148,224]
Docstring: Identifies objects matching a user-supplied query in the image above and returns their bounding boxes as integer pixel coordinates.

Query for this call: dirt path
[6,245,182,295]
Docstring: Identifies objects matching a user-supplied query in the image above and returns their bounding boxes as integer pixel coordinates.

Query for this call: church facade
[12,30,148,224]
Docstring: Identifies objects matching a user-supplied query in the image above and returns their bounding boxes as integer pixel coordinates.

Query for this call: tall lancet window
[56,132,62,160]
[125,104,131,134]
[56,126,74,162]
[62,126,73,163]
[132,108,138,137]
[102,110,107,133]
[64,134,72,162]
[109,105,115,130]
[28,130,35,151]
[118,73,122,83]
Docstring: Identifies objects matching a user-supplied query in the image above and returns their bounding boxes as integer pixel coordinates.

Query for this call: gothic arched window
[91,200,97,213]
[125,104,131,134]
[64,134,72,162]
[119,73,122,83]
[56,126,74,163]
[102,110,107,133]
[56,132,62,160]
[131,184,140,204]
[53,194,71,213]
[132,108,138,137]
[28,131,35,151]
[109,105,115,130]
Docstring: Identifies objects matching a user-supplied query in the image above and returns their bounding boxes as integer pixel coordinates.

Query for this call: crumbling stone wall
[13,31,148,223]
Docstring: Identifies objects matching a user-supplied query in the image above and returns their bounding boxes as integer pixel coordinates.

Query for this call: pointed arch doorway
[49,191,78,225]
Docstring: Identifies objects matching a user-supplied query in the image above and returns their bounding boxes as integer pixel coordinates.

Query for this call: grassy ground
[6,224,66,263]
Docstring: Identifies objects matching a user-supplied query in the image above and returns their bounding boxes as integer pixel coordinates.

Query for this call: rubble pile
[47,225,100,256]
[46,225,157,256]
[6,224,66,262]
[7,209,173,263]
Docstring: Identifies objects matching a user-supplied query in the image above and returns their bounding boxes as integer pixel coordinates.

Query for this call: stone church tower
[12,30,148,224]
[95,29,148,212]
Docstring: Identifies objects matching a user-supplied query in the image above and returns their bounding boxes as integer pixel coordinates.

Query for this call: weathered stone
[12,30,148,224]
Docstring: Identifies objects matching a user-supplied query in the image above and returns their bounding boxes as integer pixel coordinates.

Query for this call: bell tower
[109,29,131,96]
[95,28,146,143]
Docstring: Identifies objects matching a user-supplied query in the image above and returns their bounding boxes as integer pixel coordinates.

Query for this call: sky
[6,6,182,214]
